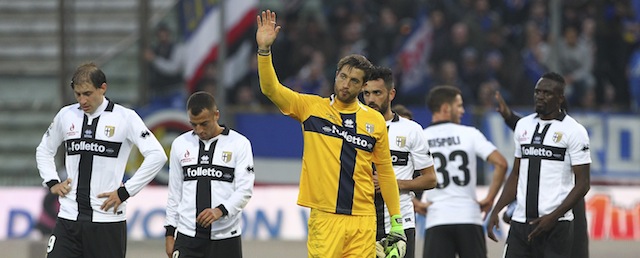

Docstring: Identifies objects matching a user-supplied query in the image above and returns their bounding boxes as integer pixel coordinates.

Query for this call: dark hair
[426,85,461,112]
[368,66,394,91]
[336,54,373,82]
[541,72,566,94]
[187,91,217,116]
[391,104,413,120]
[70,63,107,89]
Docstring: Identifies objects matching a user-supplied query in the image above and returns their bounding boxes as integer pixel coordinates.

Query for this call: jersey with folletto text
[422,121,497,229]
[377,113,433,232]
[165,127,255,240]
[285,95,391,216]
[511,113,591,223]
[36,98,166,223]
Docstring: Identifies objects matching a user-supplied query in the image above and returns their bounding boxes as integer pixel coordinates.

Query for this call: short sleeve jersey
[378,114,434,231]
[422,122,497,229]
[511,113,591,223]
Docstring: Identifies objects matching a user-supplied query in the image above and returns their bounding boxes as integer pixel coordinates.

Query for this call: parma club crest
[104,126,115,137]
[552,132,563,143]
[222,151,232,163]
[396,136,406,148]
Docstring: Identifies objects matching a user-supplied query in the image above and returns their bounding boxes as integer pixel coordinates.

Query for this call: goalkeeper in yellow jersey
[257,10,406,258]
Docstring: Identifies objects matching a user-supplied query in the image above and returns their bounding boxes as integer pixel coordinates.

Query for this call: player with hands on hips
[36,63,167,258]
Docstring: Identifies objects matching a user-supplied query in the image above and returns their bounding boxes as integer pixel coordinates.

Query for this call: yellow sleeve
[374,127,401,216]
[257,54,316,121]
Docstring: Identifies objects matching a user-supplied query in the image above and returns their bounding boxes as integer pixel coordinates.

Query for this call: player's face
[334,66,366,103]
[449,94,465,124]
[534,78,563,118]
[189,108,220,141]
[362,78,390,114]
[73,82,106,114]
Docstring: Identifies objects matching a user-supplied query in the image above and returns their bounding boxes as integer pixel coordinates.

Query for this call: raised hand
[256,10,281,50]
[494,91,512,119]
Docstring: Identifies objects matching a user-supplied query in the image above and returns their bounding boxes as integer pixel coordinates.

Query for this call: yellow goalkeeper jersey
[258,55,399,216]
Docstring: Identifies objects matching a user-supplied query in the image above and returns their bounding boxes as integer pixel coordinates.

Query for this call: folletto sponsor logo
[522,146,554,157]
[331,125,372,149]
[68,141,107,153]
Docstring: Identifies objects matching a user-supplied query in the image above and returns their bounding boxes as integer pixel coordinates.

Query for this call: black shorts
[423,224,486,258]
[505,221,573,258]
[46,218,126,258]
[572,198,589,258]
[172,232,242,258]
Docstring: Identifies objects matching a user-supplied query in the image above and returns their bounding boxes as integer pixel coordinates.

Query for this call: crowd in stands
[148,0,640,112]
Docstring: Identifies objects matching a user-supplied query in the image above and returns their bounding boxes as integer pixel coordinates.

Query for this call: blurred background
[1,0,639,256]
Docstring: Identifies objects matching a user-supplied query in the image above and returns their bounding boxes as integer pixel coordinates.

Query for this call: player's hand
[256,10,281,50]
[494,91,512,119]
[165,236,175,258]
[196,208,223,227]
[478,198,493,220]
[372,174,381,193]
[528,214,558,241]
[412,198,430,216]
[51,178,72,197]
[98,190,123,214]
[486,210,501,242]
[375,239,387,258]
[388,215,407,243]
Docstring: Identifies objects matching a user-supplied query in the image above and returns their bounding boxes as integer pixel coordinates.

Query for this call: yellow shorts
[307,209,376,258]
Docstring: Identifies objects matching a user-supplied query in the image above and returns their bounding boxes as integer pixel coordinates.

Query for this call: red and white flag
[178,0,257,92]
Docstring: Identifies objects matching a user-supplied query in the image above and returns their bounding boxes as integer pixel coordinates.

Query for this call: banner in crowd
[2,186,640,241]
[178,0,257,92]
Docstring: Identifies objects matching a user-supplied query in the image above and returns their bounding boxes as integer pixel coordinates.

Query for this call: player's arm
[495,91,521,130]
[120,111,167,199]
[478,150,508,216]
[398,126,437,190]
[164,140,183,257]
[397,166,436,191]
[216,139,255,218]
[487,157,520,242]
[99,112,167,213]
[256,10,318,121]
[36,110,70,196]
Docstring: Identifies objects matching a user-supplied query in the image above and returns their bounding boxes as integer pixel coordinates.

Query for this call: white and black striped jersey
[36,98,167,222]
[377,114,434,234]
[165,127,255,240]
[511,113,591,223]
[422,121,497,229]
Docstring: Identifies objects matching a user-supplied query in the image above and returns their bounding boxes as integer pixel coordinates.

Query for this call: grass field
[4,239,639,258]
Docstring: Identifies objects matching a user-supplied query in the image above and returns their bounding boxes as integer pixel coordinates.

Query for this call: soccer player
[362,66,437,258]
[487,72,591,258]
[494,90,590,258]
[35,63,167,258]
[420,85,508,258]
[257,10,406,257]
[164,92,255,258]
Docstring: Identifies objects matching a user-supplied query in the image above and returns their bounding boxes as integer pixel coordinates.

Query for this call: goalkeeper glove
[385,215,407,258]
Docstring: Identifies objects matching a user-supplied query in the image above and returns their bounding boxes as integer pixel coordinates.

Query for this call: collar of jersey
[83,96,109,119]
[329,94,361,113]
